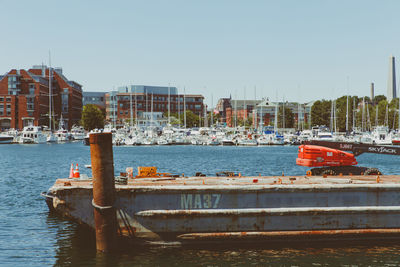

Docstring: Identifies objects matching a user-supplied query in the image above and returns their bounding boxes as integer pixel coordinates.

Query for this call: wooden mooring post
[89,133,117,253]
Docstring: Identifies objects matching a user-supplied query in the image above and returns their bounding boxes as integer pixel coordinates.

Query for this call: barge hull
[46,175,400,245]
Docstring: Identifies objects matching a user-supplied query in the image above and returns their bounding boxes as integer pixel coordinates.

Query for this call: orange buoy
[74,164,80,178]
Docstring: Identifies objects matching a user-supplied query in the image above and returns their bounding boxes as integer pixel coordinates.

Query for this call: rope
[92,199,113,210]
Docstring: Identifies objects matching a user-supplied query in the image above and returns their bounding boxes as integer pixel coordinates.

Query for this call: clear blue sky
[1,0,399,105]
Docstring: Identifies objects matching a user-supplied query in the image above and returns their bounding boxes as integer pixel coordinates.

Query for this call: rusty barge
[42,133,400,248]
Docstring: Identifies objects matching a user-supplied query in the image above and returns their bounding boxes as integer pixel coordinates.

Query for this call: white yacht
[0,132,14,144]
[47,132,57,143]
[19,126,47,144]
[71,125,86,140]
[55,116,72,142]
[371,126,392,145]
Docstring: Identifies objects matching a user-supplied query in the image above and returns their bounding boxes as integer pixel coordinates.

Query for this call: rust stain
[178,229,400,240]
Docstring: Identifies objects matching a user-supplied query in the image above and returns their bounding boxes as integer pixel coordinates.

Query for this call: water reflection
[48,211,400,267]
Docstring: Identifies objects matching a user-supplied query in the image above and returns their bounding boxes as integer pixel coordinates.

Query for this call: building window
[6,97,11,102]
[0,97,3,102]
[27,104,34,110]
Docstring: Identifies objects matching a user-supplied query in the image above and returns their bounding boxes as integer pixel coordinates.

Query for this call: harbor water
[1,142,400,266]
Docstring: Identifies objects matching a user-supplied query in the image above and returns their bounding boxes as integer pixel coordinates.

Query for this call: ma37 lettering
[181,194,221,209]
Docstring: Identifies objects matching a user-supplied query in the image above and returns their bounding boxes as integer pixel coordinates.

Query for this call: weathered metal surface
[45,174,400,245]
[177,229,400,240]
[90,133,117,252]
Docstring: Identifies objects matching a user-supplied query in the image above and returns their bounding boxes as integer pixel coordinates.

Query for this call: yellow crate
[137,166,157,178]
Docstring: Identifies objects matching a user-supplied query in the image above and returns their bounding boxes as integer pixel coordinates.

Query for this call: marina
[2,1,400,265]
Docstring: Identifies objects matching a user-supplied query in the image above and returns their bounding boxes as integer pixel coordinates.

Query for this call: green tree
[311,100,331,127]
[237,117,252,127]
[373,95,386,105]
[168,110,202,128]
[278,106,294,128]
[334,95,359,132]
[206,112,222,126]
[81,104,105,131]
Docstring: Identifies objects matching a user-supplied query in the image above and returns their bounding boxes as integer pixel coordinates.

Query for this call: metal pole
[130,86,133,128]
[184,87,186,128]
[89,133,117,253]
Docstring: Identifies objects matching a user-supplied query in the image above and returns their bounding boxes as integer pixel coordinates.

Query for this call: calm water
[1,143,400,266]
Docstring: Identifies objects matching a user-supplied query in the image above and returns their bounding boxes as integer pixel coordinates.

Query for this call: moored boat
[19,126,47,144]
[0,133,14,144]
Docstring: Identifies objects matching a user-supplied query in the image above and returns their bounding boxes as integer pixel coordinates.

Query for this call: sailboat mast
[234,91,237,128]
[330,101,333,131]
[184,87,186,128]
[362,98,365,132]
[260,104,263,131]
[254,86,256,130]
[130,86,133,128]
[177,88,180,129]
[385,104,389,127]
[135,86,138,127]
[211,93,213,127]
[168,84,170,125]
[375,105,379,127]
[48,52,52,131]
[346,95,349,133]
[282,99,285,129]
[274,102,278,133]
[151,93,153,126]
[353,98,356,131]
[366,102,371,131]
[333,100,337,133]
[243,88,246,126]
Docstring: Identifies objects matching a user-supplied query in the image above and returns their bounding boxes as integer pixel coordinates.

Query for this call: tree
[311,100,331,127]
[334,95,359,132]
[206,112,221,126]
[278,106,294,128]
[237,117,252,127]
[373,95,386,105]
[81,104,105,131]
[168,110,202,128]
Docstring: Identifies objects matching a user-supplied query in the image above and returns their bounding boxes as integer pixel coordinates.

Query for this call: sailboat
[55,114,72,142]
[268,102,284,145]
[47,56,57,143]
[392,98,400,145]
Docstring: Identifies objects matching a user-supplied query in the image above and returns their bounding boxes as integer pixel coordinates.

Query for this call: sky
[0,0,399,106]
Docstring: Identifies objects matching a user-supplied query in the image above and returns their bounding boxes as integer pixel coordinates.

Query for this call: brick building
[83,91,106,110]
[105,85,204,127]
[217,97,313,128]
[0,66,82,130]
